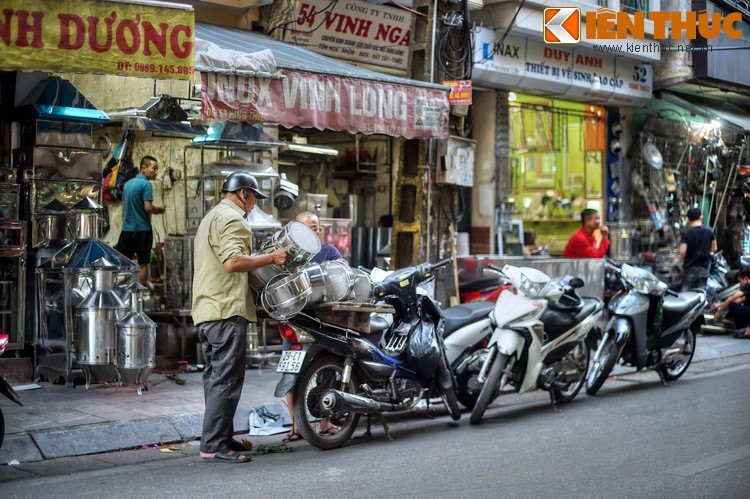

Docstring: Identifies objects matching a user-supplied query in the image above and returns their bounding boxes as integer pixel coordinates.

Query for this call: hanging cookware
[642,142,664,169]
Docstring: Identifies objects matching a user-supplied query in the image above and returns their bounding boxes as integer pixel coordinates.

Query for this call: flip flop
[228,439,253,452]
[284,431,303,442]
[319,426,341,436]
[202,451,252,463]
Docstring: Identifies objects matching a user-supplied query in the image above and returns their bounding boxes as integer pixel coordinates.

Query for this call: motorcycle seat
[541,297,602,340]
[369,315,391,335]
[442,302,495,338]
[663,291,704,315]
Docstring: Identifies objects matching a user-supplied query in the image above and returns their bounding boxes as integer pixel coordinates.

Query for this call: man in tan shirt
[192,171,287,464]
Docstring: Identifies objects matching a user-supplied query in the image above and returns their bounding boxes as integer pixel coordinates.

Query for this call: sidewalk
[1,334,749,465]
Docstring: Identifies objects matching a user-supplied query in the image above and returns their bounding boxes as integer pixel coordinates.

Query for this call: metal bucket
[304,263,329,304]
[320,260,356,302]
[32,214,70,247]
[71,211,101,240]
[263,220,321,267]
[116,291,156,369]
[75,307,126,365]
[346,269,373,303]
[74,269,128,365]
[260,272,311,320]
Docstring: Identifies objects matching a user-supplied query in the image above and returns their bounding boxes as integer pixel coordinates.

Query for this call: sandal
[228,439,253,453]
[285,431,303,442]
[201,450,252,464]
[319,425,341,436]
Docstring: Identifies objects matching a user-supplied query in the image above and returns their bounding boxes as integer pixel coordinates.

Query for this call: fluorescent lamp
[284,143,339,156]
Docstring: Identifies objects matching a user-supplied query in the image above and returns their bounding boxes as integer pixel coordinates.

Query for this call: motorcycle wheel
[469,352,507,425]
[553,341,590,403]
[293,356,361,451]
[456,370,479,410]
[439,386,461,421]
[656,327,696,381]
[438,349,461,420]
[585,336,620,396]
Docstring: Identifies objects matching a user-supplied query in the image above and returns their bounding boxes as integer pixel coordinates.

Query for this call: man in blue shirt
[115,156,166,285]
[295,211,343,263]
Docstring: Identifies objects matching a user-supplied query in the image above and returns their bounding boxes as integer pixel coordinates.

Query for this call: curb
[1,400,289,464]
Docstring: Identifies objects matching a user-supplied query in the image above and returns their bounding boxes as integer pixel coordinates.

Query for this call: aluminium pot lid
[642,142,663,170]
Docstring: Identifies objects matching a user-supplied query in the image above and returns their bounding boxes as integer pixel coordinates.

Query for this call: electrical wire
[473,0,526,66]
[436,0,473,80]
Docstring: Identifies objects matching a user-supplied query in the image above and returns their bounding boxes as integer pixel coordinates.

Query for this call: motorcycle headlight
[519,272,548,297]
[621,264,666,296]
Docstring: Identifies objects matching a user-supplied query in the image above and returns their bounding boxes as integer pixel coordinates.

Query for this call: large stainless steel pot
[116,290,156,370]
[71,211,101,240]
[74,270,127,366]
[32,214,70,247]
[260,271,311,320]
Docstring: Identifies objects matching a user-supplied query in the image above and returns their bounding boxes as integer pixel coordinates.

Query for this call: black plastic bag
[407,321,441,380]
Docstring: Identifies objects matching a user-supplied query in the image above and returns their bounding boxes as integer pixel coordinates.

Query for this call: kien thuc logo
[543,7,743,43]
[544,8,581,44]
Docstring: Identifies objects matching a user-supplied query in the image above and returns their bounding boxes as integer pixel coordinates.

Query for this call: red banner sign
[201,70,449,139]
[443,80,473,105]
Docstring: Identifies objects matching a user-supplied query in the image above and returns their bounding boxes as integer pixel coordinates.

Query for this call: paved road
[2,358,749,498]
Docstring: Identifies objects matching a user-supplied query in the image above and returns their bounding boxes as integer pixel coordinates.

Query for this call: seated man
[563,209,610,258]
[712,269,750,339]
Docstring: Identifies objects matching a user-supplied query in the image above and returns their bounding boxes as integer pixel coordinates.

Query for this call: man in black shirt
[712,269,750,338]
[679,208,717,291]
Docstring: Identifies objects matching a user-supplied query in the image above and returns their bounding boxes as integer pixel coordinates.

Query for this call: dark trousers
[682,267,709,292]
[728,303,750,329]
[197,316,248,453]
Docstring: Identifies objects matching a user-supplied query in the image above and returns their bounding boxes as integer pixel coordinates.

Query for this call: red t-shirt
[563,227,610,258]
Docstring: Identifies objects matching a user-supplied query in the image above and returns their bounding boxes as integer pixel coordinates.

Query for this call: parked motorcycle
[458,267,513,303]
[586,259,706,395]
[1,333,23,450]
[469,265,604,424]
[274,259,461,450]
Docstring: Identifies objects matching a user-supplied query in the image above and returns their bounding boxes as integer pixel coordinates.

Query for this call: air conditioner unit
[468,0,484,11]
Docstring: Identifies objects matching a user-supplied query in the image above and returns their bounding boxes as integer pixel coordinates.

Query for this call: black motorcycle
[274,260,460,450]
[1,333,23,450]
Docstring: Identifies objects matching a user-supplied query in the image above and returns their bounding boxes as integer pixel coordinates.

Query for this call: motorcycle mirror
[568,277,585,289]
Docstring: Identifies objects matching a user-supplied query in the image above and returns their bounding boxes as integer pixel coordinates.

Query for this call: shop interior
[504,93,606,256]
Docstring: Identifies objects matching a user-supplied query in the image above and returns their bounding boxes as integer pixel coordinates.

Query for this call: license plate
[276,350,306,373]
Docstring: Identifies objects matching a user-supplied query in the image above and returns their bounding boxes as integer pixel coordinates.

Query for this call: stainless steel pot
[71,211,101,240]
[32,214,70,247]
[260,271,311,320]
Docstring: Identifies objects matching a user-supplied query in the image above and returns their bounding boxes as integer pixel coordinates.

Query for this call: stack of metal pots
[115,283,156,396]
[74,268,128,389]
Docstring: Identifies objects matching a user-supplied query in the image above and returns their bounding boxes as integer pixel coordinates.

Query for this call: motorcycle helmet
[221,171,267,199]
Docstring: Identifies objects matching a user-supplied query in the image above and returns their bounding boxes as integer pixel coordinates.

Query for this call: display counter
[457,256,605,299]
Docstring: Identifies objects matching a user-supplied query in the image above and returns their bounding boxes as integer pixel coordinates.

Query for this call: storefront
[470,28,654,256]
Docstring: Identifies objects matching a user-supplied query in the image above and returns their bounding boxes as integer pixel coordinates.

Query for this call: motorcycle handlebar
[428,259,452,272]
[487,263,503,272]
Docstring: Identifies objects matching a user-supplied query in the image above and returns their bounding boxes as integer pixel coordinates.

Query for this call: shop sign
[0,0,194,80]
[472,28,652,106]
[283,0,411,72]
[201,70,449,139]
[443,80,472,105]
[543,7,744,43]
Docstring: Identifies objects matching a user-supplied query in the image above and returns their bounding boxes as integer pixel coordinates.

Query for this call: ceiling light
[284,143,339,156]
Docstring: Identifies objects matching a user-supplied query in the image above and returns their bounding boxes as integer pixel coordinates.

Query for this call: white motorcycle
[469,265,604,424]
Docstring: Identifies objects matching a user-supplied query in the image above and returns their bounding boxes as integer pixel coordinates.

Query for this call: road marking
[664,445,750,477]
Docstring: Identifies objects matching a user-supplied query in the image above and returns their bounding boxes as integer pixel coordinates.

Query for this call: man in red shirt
[563,209,610,258]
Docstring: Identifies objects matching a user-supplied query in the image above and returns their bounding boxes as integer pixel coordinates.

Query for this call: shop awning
[661,92,750,133]
[195,23,450,139]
